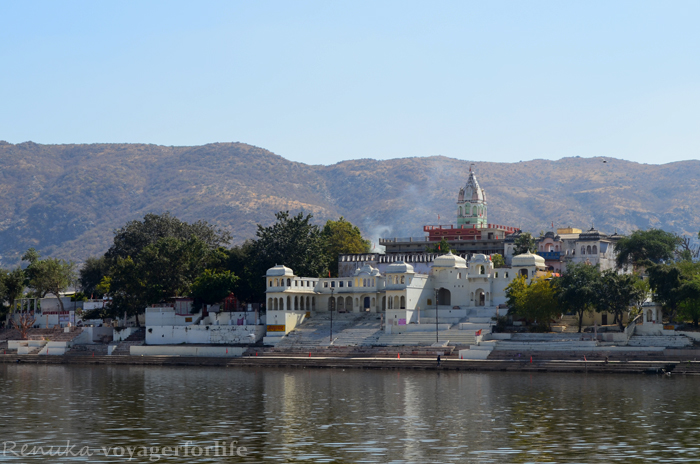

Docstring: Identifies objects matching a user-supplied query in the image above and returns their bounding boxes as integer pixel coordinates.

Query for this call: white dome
[266,264,294,277]
[432,252,467,268]
[468,254,490,264]
[512,251,545,267]
[354,263,378,276]
[385,261,415,274]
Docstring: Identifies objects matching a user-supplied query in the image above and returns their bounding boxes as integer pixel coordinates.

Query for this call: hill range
[0,140,698,266]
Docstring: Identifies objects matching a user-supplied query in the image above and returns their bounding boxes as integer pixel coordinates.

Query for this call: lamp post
[330,287,334,343]
[435,288,440,344]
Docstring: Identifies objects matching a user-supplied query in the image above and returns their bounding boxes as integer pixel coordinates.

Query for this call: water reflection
[1,364,699,463]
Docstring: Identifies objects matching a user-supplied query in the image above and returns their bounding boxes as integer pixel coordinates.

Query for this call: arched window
[505,272,509,278]
[459,206,463,216]
[458,272,462,279]
[400,276,405,284]
[274,278,279,286]
[268,298,272,309]
[286,278,291,286]
[388,297,393,309]
[495,272,498,278]
[586,246,591,255]
[393,296,399,309]
[294,296,299,310]
[581,246,586,255]
[269,280,273,287]
[346,297,352,310]
[287,296,291,310]
[479,266,485,275]
[400,296,406,309]
[592,245,597,255]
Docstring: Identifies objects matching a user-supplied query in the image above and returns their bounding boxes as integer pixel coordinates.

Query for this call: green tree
[79,256,111,298]
[321,217,370,277]
[251,211,325,278]
[513,232,537,255]
[26,257,76,312]
[647,263,686,323]
[107,256,148,326]
[677,275,700,327]
[506,275,560,330]
[557,262,600,333]
[106,212,231,262]
[225,241,257,304]
[2,267,25,312]
[615,229,678,270]
[425,237,452,254]
[136,237,212,302]
[595,270,645,331]
[491,253,505,269]
[189,269,239,311]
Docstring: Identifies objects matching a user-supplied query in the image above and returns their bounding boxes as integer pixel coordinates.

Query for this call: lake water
[0,364,699,463]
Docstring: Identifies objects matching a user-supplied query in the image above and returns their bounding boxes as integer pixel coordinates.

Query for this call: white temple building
[264,251,547,341]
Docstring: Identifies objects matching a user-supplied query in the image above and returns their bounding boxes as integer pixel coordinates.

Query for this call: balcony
[538,251,562,260]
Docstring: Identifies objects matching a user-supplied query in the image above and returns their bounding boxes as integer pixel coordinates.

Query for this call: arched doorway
[519,269,528,277]
[438,288,451,306]
[338,297,345,313]
[363,296,371,311]
[475,289,485,306]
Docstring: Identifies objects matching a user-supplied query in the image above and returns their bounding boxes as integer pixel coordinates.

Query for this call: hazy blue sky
[1,1,698,165]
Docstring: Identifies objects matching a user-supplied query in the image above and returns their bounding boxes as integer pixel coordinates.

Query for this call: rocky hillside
[0,141,697,265]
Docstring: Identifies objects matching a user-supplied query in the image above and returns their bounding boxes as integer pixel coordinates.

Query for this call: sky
[1,1,699,166]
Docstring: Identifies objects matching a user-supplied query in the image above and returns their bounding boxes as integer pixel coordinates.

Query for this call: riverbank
[3,353,700,375]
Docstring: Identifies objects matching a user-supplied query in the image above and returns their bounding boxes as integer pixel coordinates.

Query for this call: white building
[264,251,547,339]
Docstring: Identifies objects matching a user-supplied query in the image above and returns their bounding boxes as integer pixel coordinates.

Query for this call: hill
[0,141,698,266]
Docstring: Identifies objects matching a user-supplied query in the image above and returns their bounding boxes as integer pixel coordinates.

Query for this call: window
[269,280,273,287]
[427,298,432,306]
[286,279,291,286]
[581,246,586,255]
[592,245,597,254]
[331,281,336,288]
[400,276,405,284]
[324,282,329,288]
[348,281,352,288]
[295,281,298,287]
[339,281,344,287]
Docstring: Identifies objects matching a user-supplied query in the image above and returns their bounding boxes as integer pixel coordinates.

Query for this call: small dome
[433,251,467,268]
[354,263,377,276]
[385,261,415,274]
[468,253,490,264]
[512,251,545,268]
[266,264,294,277]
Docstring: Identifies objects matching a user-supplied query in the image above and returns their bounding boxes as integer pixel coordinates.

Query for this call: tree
[615,229,677,270]
[557,262,600,333]
[106,212,231,262]
[677,275,700,327]
[647,263,685,323]
[26,258,77,312]
[224,241,258,304]
[106,256,148,326]
[136,237,212,303]
[425,237,452,254]
[506,275,560,330]
[321,217,370,277]
[79,256,111,298]
[252,211,325,278]
[595,270,645,331]
[2,267,25,312]
[190,270,239,310]
[491,254,505,269]
[513,232,537,255]
[11,312,36,340]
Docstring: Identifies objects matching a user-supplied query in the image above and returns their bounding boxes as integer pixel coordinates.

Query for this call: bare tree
[12,312,36,340]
